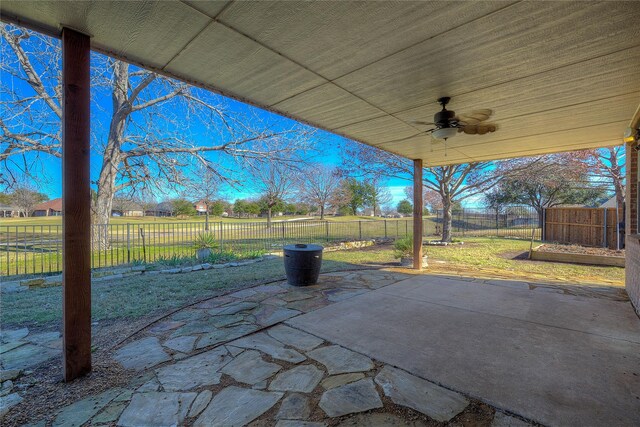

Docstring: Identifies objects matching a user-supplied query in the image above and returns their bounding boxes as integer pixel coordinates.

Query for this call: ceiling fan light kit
[432,127,458,140]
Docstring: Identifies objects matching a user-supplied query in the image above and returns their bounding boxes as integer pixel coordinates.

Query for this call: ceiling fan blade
[456,116,480,125]
[459,109,493,123]
[462,125,478,135]
[410,120,435,126]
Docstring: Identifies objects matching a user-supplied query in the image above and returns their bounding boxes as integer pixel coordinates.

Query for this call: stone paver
[277,393,311,420]
[136,378,160,392]
[308,345,373,374]
[209,301,258,315]
[321,373,365,390]
[92,402,127,424]
[221,350,281,384]
[53,388,122,427]
[210,313,246,328]
[0,328,29,343]
[155,347,230,391]
[1,343,58,370]
[163,335,196,353]
[269,364,324,393]
[267,324,324,351]
[375,366,469,422]
[195,324,258,349]
[229,332,306,363]
[0,341,26,354]
[491,412,535,427]
[319,378,383,417]
[115,337,171,370]
[188,390,213,418]
[0,392,23,417]
[27,331,60,344]
[194,386,283,427]
[117,392,196,427]
[253,305,301,326]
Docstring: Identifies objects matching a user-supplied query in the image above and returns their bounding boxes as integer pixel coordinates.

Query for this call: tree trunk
[267,207,272,229]
[320,205,325,220]
[536,207,544,229]
[441,197,453,243]
[92,62,129,250]
[205,210,210,231]
[93,184,114,251]
[614,180,625,209]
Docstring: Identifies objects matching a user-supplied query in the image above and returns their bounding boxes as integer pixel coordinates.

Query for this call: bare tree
[494,153,604,227]
[296,164,340,220]
[364,177,392,217]
[343,143,506,242]
[585,146,625,207]
[1,25,312,248]
[252,161,298,228]
[183,167,220,231]
[9,185,48,217]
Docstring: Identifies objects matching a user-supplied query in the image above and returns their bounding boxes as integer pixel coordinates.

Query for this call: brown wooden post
[413,159,424,270]
[62,27,92,381]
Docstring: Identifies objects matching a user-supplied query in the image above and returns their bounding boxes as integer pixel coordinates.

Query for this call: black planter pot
[283,243,323,286]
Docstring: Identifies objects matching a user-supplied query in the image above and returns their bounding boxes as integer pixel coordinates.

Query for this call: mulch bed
[537,243,624,257]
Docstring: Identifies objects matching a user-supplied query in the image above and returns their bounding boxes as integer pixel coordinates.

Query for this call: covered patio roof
[3,0,640,166]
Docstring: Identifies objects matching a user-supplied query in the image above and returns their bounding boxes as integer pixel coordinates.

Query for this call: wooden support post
[413,159,424,270]
[62,28,92,381]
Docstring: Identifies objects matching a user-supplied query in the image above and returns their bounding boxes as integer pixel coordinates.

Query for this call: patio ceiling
[2,0,639,166]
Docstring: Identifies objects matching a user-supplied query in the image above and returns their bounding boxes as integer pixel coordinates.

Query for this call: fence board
[544,207,622,249]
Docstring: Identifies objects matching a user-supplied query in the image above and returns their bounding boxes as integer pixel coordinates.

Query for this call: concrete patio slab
[288,275,640,427]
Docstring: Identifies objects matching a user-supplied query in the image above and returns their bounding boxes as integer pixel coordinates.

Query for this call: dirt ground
[537,243,624,257]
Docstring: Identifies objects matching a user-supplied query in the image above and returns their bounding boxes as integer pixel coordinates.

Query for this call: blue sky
[2,30,413,206]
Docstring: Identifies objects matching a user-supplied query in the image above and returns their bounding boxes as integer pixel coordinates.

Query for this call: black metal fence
[1,219,438,277]
[1,208,540,277]
[434,206,541,240]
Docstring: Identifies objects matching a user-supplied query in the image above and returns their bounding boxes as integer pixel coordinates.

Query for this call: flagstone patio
[2,268,638,426]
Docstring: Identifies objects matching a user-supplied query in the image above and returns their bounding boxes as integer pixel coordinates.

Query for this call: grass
[1,215,301,226]
[1,217,434,276]
[1,237,624,328]
[0,214,418,226]
[424,237,625,285]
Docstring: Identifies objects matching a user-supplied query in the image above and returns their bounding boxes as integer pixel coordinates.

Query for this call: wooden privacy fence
[543,207,623,250]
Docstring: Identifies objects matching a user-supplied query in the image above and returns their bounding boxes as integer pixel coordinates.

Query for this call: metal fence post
[384,220,387,238]
[325,221,329,241]
[359,221,362,240]
[542,208,546,241]
[126,223,131,263]
[219,221,224,251]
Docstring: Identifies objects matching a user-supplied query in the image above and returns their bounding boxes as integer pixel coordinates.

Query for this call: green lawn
[1,217,431,276]
[0,248,392,326]
[424,237,624,285]
[1,237,624,328]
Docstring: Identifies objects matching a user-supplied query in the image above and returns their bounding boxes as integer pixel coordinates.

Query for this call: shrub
[393,236,413,259]
[193,232,218,250]
[207,250,238,264]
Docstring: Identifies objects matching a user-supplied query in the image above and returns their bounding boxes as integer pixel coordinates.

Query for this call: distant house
[32,198,62,217]
[145,202,173,217]
[112,206,144,217]
[0,205,21,217]
[194,200,208,215]
[600,196,619,208]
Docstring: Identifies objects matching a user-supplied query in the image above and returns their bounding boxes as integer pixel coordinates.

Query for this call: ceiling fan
[411,97,497,141]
